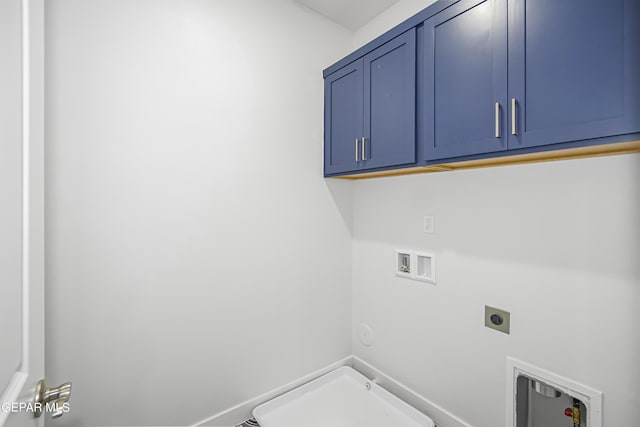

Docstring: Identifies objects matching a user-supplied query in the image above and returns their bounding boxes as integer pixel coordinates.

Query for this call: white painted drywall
[42,1,640,426]
[294,0,402,31]
[45,1,354,425]
[352,0,437,48]
[351,154,640,427]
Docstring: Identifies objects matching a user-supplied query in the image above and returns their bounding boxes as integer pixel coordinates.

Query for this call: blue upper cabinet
[362,29,416,170]
[422,0,640,162]
[508,0,640,149]
[324,0,640,177]
[423,0,508,161]
[324,60,364,175]
[324,29,416,176]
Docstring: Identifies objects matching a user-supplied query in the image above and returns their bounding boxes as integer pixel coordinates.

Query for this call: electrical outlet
[423,216,434,233]
[485,306,510,334]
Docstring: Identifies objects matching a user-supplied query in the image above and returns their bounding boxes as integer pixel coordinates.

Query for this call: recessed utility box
[394,249,436,284]
[415,252,435,284]
[517,377,586,427]
[395,250,412,278]
[507,357,602,427]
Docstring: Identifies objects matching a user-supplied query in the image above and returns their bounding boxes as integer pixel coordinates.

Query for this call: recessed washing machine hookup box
[506,357,602,427]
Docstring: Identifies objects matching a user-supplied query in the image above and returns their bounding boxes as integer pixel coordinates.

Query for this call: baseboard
[192,356,352,426]
[193,355,472,427]
[351,356,473,427]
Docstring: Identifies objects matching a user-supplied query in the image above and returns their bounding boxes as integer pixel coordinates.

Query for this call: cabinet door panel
[509,0,640,148]
[362,28,416,169]
[424,0,508,161]
[324,60,363,175]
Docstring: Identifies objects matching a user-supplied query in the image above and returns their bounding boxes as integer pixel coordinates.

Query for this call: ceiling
[295,0,401,31]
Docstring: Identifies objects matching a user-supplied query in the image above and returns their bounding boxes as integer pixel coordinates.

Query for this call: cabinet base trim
[331,140,640,179]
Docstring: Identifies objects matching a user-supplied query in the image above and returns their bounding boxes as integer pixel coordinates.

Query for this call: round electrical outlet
[490,314,504,325]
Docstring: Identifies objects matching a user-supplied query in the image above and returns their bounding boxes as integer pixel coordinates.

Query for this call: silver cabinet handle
[495,102,500,138]
[355,138,359,162]
[362,137,367,160]
[511,98,517,135]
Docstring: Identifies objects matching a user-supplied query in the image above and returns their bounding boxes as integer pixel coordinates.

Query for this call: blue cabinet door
[508,0,640,149]
[324,60,363,175]
[423,0,508,161]
[361,28,416,169]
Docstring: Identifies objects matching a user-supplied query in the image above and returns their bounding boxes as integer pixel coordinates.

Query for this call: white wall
[45,1,354,425]
[351,154,640,427]
[353,0,437,48]
[44,1,640,426]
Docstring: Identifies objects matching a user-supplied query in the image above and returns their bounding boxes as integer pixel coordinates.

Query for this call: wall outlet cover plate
[423,215,434,233]
[485,305,510,334]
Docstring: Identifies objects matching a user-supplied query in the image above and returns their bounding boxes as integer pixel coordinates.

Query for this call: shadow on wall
[351,154,640,281]
[325,178,355,237]
[632,154,640,280]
